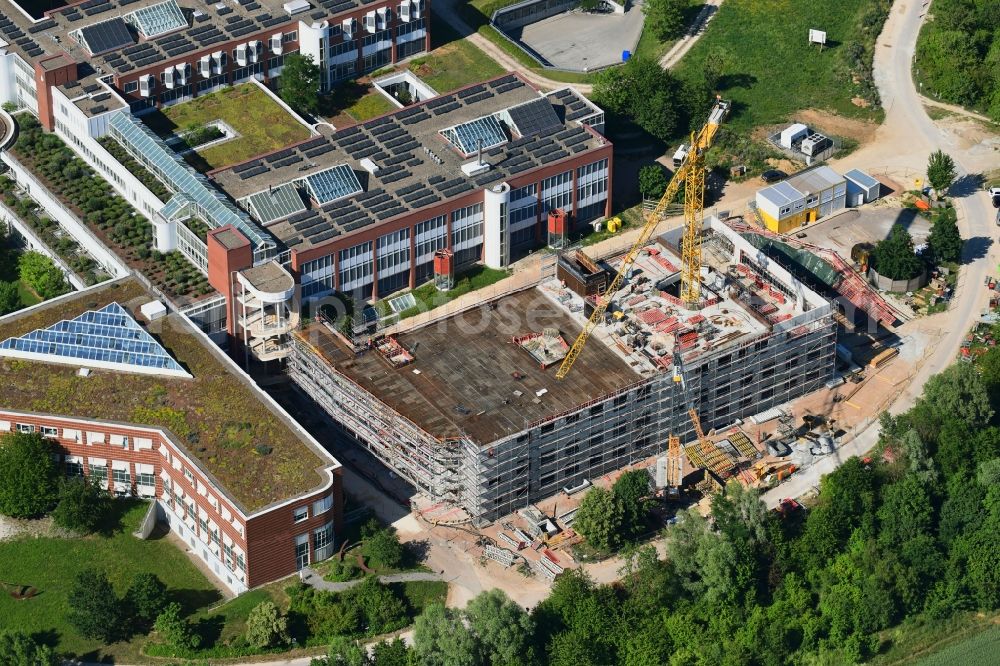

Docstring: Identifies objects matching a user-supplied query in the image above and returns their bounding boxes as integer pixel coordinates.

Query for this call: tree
[644,0,687,42]
[412,603,481,666]
[927,207,963,263]
[362,523,405,570]
[0,281,19,316]
[574,485,625,552]
[125,572,169,630]
[592,58,686,142]
[921,362,994,429]
[279,53,321,116]
[612,469,651,540]
[926,150,956,196]
[870,224,924,280]
[52,477,109,533]
[350,577,407,634]
[67,569,126,643]
[245,601,290,649]
[638,164,668,200]
[465,589,536,666]
[0,431,60,519]
[369,637,410,665]
[154,602,201,650]
[0,631,58,666]
[16,251,67,299]
[316,636,366,666]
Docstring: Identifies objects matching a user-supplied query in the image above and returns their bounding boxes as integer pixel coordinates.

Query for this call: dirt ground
[795,109,880,146]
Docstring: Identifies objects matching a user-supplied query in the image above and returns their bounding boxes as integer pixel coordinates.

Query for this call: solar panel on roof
[244,182,307,225]
[507,98,562,137]
[0,303,190,378]
[441,115,508,155]
[432,101,461,116]
[305,164,363,204]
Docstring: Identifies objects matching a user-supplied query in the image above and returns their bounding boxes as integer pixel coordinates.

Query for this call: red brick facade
[0,410,341,593]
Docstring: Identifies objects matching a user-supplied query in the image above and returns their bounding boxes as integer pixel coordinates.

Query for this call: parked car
[761,169,787,183]
[989,187,1000,209]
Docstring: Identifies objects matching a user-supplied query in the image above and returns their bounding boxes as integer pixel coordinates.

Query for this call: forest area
[915,0,1000,120]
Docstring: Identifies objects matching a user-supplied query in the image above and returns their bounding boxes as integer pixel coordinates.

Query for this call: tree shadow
[94,498,141,537]
[320,80,368,117]
[717,73,758,91]
[29,629,60,650]
[404,538,431,566]
[950,172,984,198]
[169,587,223,615]
[882,208,920,238]
[194,614,225,648]
[961,236,991,265]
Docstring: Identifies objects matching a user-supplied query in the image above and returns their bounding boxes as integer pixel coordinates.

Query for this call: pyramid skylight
[0,303,190,378]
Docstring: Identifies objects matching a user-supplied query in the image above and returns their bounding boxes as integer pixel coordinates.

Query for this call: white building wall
[0,50,17,108]
[482,183,510,269]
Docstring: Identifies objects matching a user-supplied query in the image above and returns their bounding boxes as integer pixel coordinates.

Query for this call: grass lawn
[378,265,510,320]
[408,38,505,94]
[0,244,52,309]
[393,580,447,615]
[142,83,311,171]
[346,92,397,121]
[0,501,220,662]
[915,626,1000,666]
[672,0,885,131]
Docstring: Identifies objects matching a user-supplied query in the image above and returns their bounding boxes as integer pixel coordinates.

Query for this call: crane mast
[555,98,729,381]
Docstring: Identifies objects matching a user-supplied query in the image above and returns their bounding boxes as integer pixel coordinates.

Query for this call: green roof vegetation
[8,116,211,301]
[407,38,505,94]
[0,278,329,512]
[142,84,312,172]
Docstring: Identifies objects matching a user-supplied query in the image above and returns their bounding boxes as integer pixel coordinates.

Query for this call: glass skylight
[0,303,191,378]
[108,112,275,255]
[244,183,307,225]
[126,0,188,39]
[304,165,363,205]
[441,115,508,155]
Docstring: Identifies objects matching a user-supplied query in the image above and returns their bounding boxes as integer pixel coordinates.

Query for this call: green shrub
[0,431,60,519]
[52,477,110,533]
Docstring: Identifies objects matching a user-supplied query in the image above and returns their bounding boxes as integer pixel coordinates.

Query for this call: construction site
[288,214,838,523]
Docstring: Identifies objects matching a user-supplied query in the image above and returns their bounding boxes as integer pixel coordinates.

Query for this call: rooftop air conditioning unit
[461,160,490,177]
[800,133,831,156]
[359,157,379,175]
[138,74,154,97]
[343,17,356,38]
[270,33,283,55]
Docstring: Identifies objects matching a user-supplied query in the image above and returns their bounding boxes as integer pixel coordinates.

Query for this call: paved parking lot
[512,5,644,71]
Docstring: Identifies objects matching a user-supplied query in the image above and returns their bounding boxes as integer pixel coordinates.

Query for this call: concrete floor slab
[512,5,645,71]
[795,207,933,259]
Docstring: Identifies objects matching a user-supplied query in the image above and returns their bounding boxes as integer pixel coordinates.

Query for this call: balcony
[250,337,290,361]
[239,309,300,338]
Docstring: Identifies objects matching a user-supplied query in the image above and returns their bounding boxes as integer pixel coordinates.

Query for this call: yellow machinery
[556,98,730,380]
[606,216,623,233]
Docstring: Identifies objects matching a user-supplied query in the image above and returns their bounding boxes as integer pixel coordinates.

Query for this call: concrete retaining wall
[868,266,928,293]
[493,0,578,31]
[133,500,160,540]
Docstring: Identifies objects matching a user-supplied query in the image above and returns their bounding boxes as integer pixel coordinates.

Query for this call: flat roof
[240,260,293,294]
[786,165,844,194]
[844,168,879,189]
[212,74,606,252]
[298,288,640,444]
[758,180,802,207]
[211,226,250,250]
[0,278,334,513]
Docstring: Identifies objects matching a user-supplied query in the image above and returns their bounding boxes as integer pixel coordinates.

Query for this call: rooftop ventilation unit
[359,157,380,175]
[461,160,490,177]
[283,0,310,16]
[800,133,831,156]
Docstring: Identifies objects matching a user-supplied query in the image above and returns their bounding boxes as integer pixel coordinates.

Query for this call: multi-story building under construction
[289,217,837,522]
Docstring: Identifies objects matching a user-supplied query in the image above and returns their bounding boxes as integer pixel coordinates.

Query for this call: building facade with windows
[0,0,431,127]
[212,74,610,303]
[0,278,344,594]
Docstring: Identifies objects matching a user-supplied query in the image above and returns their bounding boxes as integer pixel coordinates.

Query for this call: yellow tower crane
[555,98,730,380]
